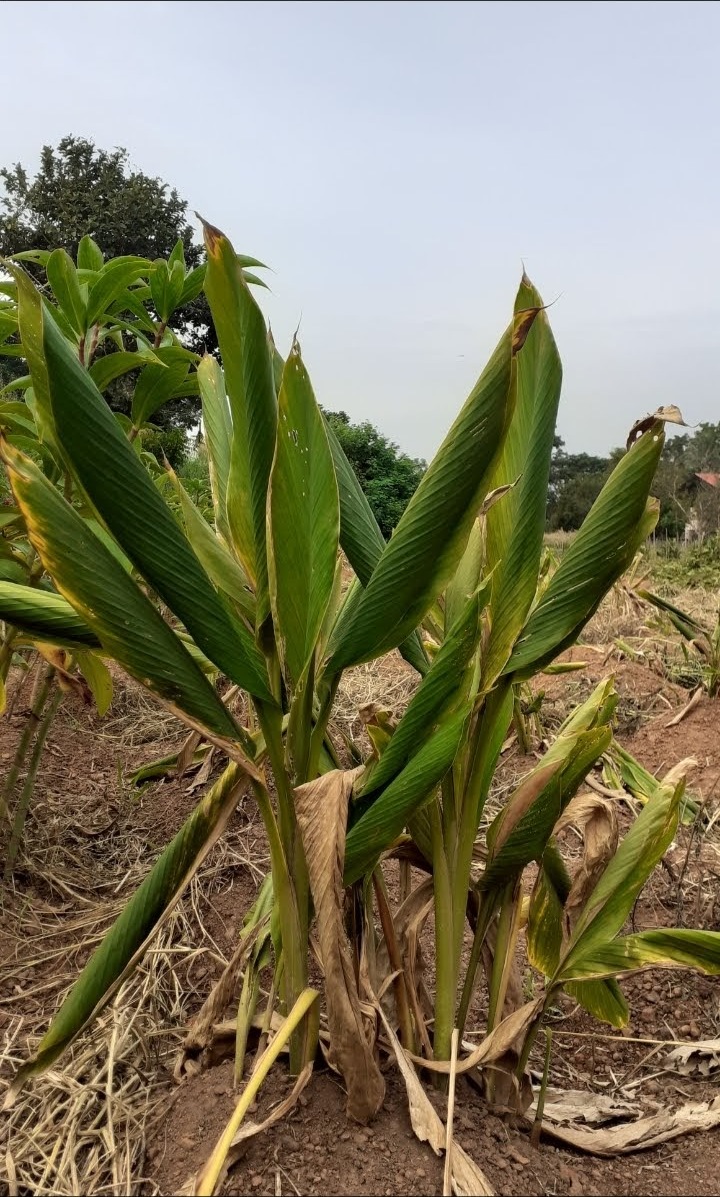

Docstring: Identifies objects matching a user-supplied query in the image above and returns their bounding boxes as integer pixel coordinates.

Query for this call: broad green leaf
[0,509,22,530]
[0,559,30,585]
[327,309,538,672]
[3,442,240,739]
[77,236,104,272]
[444,518,483,634]
[168,239,186,270]
[561,929,720,982]
[345,708,468,885]
[564,979,629,1027]
[167,466,255,624]
[268,343,339,685]
[527,847,629,1027]
[89,349,164,393]
[179,263,206,306]
[131,359,189,427]
[149,258,186,322]
[6,762,247,1093]
[0,375,32,396]
[0,581,101,648]
[198,355,232,546]
[322,399,428,676]
[481,725,612,891]
[558,779,682,977]
[46,249,87,336]
[11,267,61,453]
[505,425,665,678]
[11,249,51,266]
[609,740,700,824]
[202,220,277,612]
[0,311,18,341]
[107,286,156,332]
[483,277,562,684]
[237,253,269,270]
[357,583,488,798]
[526,856,565,975]
[0,404,37,436]
[32,295,273,702]
[323,413,386,589]
[82,517,134,573]
[76,650,113,716]
[273,355,427,676]
[557,677,619,737]
[86,257,152,326]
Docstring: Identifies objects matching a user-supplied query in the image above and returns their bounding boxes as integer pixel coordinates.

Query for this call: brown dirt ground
[2,647,720,1197]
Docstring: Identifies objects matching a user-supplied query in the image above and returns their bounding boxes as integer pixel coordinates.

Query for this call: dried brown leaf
[186,746,216,794]
[294,768,385,1123]
[665,1038,720,1078]
[556,793,618,930]
[176,729,203,778]
[538,1095,720,1155]
[408,998,543,1076]
[177,920,265,1078]
[376,1003,494,1196]
[529,1088,638,1127]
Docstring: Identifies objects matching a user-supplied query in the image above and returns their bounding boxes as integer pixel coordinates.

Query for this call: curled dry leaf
[528,1088,639,1128]
[555,792,618,931]
[376,1002,494,1197]
[176,729,203,778]
[186,746,216,794]
[536,1094,720,1155]
[662,757,699,789]
[294,767,385,1123]
[408,998,543,1076]
[479,479,520,518]
[176,920,266,1080]
[626,405,686,449]
[665,1038,720,1078]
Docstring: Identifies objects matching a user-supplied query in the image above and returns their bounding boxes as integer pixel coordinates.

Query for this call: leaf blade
[268,343,339,685]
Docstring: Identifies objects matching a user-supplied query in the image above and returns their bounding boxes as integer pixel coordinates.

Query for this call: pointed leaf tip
[196,214,225,256]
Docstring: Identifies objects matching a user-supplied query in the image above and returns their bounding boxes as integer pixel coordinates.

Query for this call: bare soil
[2,649,720,1197]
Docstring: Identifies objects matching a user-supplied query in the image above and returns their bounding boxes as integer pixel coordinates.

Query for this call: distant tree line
[548,424,720,536]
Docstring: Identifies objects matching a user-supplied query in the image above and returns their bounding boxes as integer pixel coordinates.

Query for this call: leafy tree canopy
[323,410,426,538]
[0,136,210,427]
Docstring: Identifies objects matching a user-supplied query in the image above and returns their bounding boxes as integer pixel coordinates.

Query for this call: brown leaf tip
[512,307,541,356]
[196,212,225,255]
[627,404,687,449]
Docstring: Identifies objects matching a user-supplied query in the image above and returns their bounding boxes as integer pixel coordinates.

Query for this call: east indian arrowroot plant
[2,222,720,1188]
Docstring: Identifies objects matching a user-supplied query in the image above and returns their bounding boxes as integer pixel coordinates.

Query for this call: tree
[0,136,210,426]
[323,410,425,537]
[547,437,608,530]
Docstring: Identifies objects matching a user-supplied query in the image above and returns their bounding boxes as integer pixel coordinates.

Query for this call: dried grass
[332,651,419,753]
[0,688,267,1197]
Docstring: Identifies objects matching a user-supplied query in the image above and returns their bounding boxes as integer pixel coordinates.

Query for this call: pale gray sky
[3,0,719,459]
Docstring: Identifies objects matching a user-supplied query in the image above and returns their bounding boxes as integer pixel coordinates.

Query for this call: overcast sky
[3,0,718,460]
